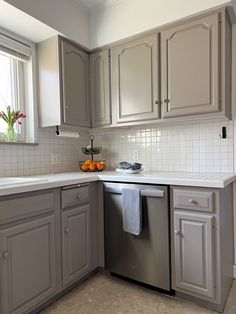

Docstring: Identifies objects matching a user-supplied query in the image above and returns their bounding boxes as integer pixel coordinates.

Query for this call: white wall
[90,0,230,48]
[3,0,89,47]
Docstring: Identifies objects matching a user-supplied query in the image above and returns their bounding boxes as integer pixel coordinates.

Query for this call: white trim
[0,32,31,59]
[91,0,122,8]
[79,0,122,12]
[233,265,236,279]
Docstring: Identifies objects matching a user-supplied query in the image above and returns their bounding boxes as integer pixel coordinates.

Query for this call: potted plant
[0,106,26,142]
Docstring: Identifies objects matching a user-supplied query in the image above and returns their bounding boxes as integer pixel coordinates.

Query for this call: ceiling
[79,0,107,8]
[0,0,59,43]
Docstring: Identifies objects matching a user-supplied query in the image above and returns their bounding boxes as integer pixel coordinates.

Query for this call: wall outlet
[50,153,62,165]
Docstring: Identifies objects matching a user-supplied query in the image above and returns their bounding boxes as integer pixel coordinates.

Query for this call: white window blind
[0,32,31,61]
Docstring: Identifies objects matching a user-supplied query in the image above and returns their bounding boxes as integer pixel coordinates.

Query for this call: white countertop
[99,171,236,188]
[0,170,235,196]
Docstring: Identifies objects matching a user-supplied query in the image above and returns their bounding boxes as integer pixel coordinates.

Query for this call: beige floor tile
[155,297,217,314]
[225,281,236,307]
[103,298,157,314]
[40,273,235,314]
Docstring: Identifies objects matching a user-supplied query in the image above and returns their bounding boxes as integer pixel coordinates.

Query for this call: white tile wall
[0,127,87,177]
[92,120,234,173]
[0,120,233,177]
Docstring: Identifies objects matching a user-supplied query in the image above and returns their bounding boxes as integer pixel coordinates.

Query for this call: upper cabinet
[111,34,160,124]
[37,8,231,129]
[161,11,231,119]
[90,49,111,127]
[61,40,90,127]
[38,36,91,128]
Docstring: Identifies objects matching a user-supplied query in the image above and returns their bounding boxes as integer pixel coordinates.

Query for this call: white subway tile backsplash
[0,127,87,177]
[0,120,234,177]
[92,120,234,173]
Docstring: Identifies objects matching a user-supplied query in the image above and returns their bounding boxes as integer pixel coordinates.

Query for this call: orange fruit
[89,163,96,171]
[81,163,88,171]
[96,161,106,171]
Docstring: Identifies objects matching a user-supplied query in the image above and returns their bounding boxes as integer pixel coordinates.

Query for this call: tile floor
[41,272,236,314]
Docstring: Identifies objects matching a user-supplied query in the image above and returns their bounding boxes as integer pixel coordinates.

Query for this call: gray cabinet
[38,36,91,128]
[0,215,57,314]
[90,49,111,127]
[0,183,101,314]
[61,40,90,127]
[171,185,233,312]
[174,211,214,299]
[161,13,225,118]
[61,204,91,287]
[111,33,160,124]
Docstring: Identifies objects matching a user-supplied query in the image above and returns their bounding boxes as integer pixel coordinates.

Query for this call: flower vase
[5,125,17,142]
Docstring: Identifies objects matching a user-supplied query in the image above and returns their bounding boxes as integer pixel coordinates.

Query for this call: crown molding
[69,0,89,14]
[68,0,123,14]
[89,0,123,13]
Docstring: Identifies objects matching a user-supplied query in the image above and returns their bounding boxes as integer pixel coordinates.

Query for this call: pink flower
[18,121,22,125]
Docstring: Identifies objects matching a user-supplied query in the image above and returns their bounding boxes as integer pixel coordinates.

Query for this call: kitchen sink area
[0,177,48,187]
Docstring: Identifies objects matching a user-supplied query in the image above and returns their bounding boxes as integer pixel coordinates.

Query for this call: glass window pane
[0,52,24,135]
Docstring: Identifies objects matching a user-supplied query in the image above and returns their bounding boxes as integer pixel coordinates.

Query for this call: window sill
[0,141,38,146]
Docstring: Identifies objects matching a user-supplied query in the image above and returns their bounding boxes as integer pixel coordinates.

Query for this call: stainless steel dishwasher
[104,182,171,292]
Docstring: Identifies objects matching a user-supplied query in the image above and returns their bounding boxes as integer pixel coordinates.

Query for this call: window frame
[0,27,38,144]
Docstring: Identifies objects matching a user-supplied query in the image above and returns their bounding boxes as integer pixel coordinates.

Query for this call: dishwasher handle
[105,187,165,198]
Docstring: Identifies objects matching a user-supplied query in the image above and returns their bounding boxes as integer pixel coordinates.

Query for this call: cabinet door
[111,33,160,124]
[60,39,91,127]
[161,13,220,118]
[61,205,91,287]
[174,211,214,299]
[90,49,111,127]
[1,215,57,314]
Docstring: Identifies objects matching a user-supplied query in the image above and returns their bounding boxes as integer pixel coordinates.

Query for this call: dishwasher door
[104,182,170,291]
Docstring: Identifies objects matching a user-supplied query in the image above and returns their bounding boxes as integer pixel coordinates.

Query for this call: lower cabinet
[174,211,214,298]
[61,205,91,287]
[171,186,234,312]
[0,184,100,314]
[0,215,57,314]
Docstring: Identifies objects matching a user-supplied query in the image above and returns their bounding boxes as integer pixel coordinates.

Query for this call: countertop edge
[0,172,235,196]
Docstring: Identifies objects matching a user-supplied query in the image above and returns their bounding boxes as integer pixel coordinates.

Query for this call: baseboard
[233,265,236,279]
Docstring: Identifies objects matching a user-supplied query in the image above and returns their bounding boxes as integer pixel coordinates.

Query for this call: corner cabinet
[38,36,91,128]
[60,40,90,127]
[161,11,231,119]
[111,33,160,124]
[90,49,111,127]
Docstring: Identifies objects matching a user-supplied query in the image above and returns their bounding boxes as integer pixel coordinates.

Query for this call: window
[0,51,26,137]
[0,29,37,143]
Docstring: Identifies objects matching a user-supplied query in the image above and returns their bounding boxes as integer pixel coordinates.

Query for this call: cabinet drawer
[0,191,56,224]
[61,185,89,209]
[173,189,215,212]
